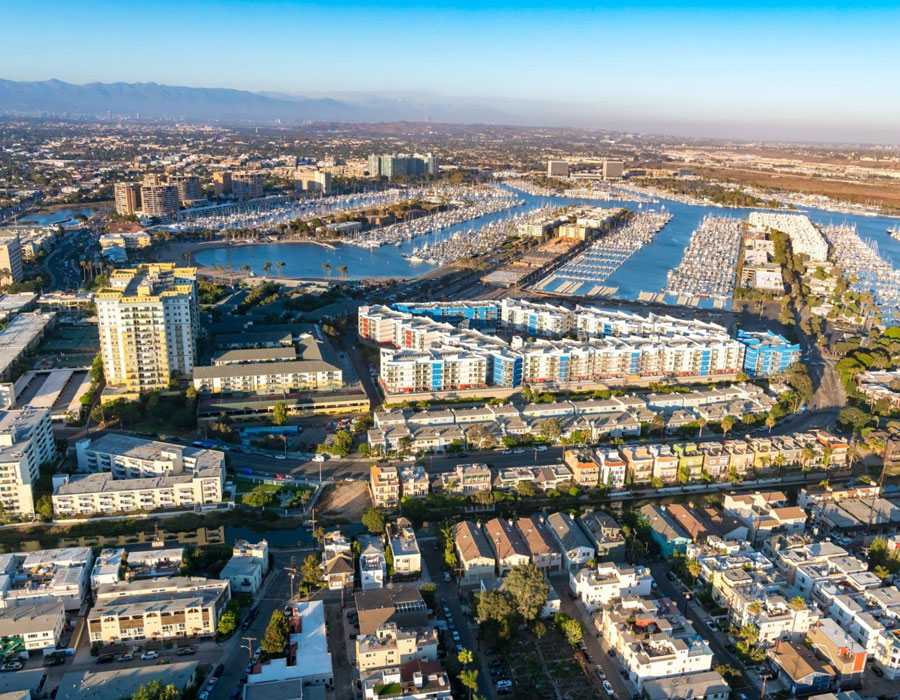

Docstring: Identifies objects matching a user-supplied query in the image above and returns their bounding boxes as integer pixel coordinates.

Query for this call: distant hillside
[0,79,520,125]
[0,79,366,122]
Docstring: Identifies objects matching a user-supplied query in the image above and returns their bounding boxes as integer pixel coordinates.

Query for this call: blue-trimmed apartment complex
[737,330,801,377]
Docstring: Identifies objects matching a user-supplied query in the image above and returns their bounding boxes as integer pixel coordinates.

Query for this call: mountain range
[0,79,518,125]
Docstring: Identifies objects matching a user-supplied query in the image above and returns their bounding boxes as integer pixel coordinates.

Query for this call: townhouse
[453,521,495,585]
[387,518,421,576]
[359,535,387,591]
[570,562,652,611]
[547,512,594,571]
[579,510,626,561]
[516,515,563,572]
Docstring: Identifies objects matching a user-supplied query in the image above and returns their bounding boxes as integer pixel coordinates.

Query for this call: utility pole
[285,555,299,602]
[241,636,257,663]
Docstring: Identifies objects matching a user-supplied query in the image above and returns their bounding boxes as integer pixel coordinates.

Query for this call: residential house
[359,535,387,591]
[484,518,531,576]
[639,504,690,557]
[547,512,594,571]
[642,671,731,700]
[808,617,867,689]
[400,465,429,500]
[578,510,626,561]
[564,450,599,487]
[387,518,421,576]
[454,521,495,585]
[441,464,492,495]
[515,515,563,572]
[769,641,836,697]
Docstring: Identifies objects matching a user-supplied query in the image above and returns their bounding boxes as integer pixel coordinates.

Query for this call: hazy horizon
[5,0,900,143]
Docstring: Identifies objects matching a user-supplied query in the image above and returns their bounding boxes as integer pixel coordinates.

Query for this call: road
[550,575,636,700]
[649,561,760,699]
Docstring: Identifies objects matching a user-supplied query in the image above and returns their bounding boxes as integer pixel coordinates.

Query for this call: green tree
[362,507,387,533]
[686,557,701,583]
[554,613,584,647]
[90,353,105,383]
[242,486,274,507]
[504,563,549,621]
[217,599,241,636]
[131,680,180,700]
[516,480,536,498]
[539,418,562,442]
[476,590,515,622]
[301,554,323,587]
[261,610,290,656]
[272,402,288,426]
[331,429,353,456]
[458,648,473,666]
[35,495,53,521]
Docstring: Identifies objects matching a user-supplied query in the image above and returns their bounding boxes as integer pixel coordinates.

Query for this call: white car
[140,651,158,660]
[536,445,548,452]
[496,680,513,689]
[312,454,327,462]
[602,680,615,696]
[275,454,286,460]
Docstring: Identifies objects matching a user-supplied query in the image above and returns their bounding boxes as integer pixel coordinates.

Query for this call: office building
[0,406,57,516]
[88,577,230,643]
[169,174,202,204]
[231,171,264,199]
[114,182,142,216]
[0,235,24,287]
[139,183,179,218]
[737,330,801,377]
[96,264,198,394]
[547,160,569,177]
[602,159,625,180]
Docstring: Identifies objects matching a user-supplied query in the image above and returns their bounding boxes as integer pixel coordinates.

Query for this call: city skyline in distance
[4,0,900,143]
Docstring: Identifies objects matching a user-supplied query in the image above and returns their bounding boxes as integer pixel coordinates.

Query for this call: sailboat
[888,223,900,241]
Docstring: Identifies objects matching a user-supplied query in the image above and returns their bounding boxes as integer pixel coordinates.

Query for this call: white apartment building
[0,600,66,651]
[748,212,828,262]
[595,449,627,489]
[359,535,387,591]
[91,548,125,588]
[570,562,652,612]
[55,435,224,516]
[601,597,714,690]
[356,622,439,674]
[388,518,421,576]
[0,547,93,610]
[220,539,269,595]
[0,406,57,516]
[96,264,198,394]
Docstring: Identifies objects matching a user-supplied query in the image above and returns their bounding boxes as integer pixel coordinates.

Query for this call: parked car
[116,653,134,662]
[705,620,718,632]
[275,454,286,460]
[496,680,513,689]
[1,661,22,672]
[602,680,615,696]
[214,664,225,677]
[872,665,885,678]
[140,651,158,660]
[95,655,114,665]
[176,647,196,656]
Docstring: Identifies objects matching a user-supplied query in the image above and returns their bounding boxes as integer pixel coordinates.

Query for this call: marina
[820,223,900,325]
[664,214,743,307]
[531,209,672,296]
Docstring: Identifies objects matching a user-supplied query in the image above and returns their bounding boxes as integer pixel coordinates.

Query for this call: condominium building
[0,547,93,610]
[355,622,438,673]
[169,174,201,203]
[88,577,230,643]
[53,434,224,516]
[370,465,401,508]
[220,540,269,594]
[737,330,801,377]
[231,171,264,200]
[96,264,198,394]
[748,212,828,262]
[388,518,421,575]
[0,600,66,651]
[192,337,343,394]
[399,465,429,499]
[0,406,57,516]
[441,463,492,495]
[139,183,179,218]
[0,235,24,286]
[570,562,652,611]
[368,154,438,178]
[296,170,332,195]
[547,160,569,177]
[212,171,232,197]
[564,449,599,487]
[114,182,142,215]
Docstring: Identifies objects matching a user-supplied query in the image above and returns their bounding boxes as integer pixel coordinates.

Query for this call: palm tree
[748,601,762,616]
[263,261,273,278]
[686,557,701,583]
[322,263,332,278]
[697,418,707,439]
[800,446,815,471]
[457,648,473,667]
[720,416,735,441]
[276,262,285,278]
[651,413,666,439]
[458,668,479,700]
[765,415,776,433]
[338,265,348,279]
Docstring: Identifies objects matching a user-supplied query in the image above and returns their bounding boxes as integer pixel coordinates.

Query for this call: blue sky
[5,1,900,140]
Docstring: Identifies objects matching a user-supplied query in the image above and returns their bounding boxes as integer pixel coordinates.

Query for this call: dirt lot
[316,481,371,523]
[694,165,900,209]
[505,628,595,700]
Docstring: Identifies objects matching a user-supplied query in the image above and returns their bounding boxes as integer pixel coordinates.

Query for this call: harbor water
[195,187,900,297]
